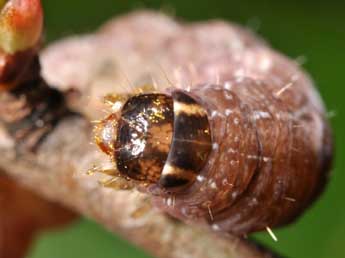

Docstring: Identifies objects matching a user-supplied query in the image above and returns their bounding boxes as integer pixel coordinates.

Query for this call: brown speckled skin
[153,79,332,235]
[147,23,333,235]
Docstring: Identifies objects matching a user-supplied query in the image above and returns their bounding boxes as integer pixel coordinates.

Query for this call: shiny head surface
[115,94,174,183]
[95,91,212,191]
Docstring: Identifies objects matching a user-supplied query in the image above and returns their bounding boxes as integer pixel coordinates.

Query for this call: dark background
[29,1,345,258]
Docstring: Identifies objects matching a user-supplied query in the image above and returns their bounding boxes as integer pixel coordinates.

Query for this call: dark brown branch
[0,53,71,151]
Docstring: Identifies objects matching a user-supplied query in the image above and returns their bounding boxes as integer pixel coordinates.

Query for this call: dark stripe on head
[168,111,212,172]
[159,174,192,189]
[157,91,212,188]
[172,91,199,105]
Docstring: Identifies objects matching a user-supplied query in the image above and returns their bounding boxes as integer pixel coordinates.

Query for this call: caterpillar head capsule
[94,90,212,191]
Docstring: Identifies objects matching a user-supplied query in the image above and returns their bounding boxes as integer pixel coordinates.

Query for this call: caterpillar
[92,16,333,236]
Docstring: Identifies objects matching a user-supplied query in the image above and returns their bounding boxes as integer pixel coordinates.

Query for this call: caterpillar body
[92,16,333,236]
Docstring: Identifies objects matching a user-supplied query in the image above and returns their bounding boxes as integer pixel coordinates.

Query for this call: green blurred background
[29,1,344,258]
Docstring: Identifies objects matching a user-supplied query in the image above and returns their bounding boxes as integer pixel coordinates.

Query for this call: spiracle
[93,17,333,236]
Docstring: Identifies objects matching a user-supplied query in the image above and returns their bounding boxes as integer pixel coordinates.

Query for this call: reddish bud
[0,0,43,54]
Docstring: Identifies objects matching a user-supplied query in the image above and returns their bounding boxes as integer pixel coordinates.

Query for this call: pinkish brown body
[42,12,333,236]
